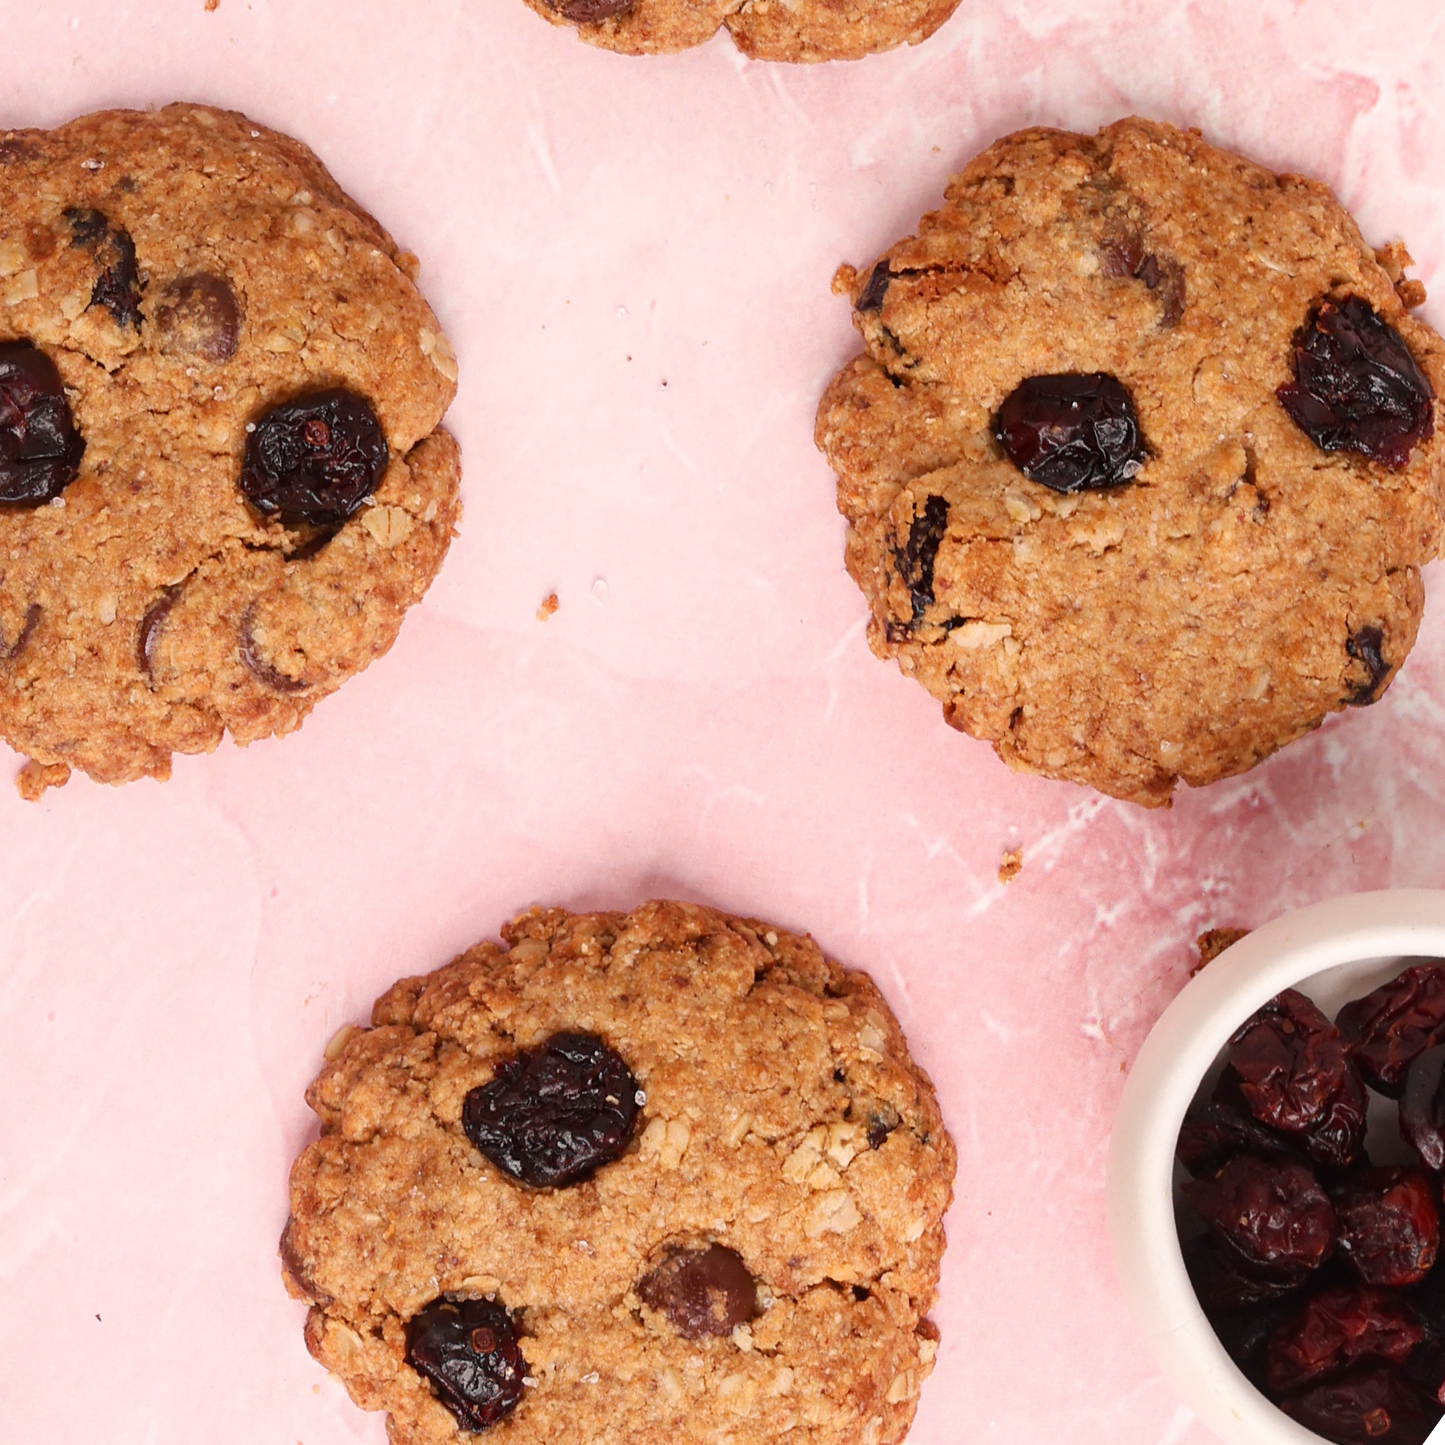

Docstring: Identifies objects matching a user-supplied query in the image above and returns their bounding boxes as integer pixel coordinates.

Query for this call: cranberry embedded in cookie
[1277,295,1434,469]
[462,1032,641,1189]
[405,1297,527,1432]
[993,373,1148,493]
[0,341,85,504]
[240,389,388,528]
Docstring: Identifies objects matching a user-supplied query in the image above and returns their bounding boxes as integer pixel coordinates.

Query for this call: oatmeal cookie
[0,104,460,797]
[283,900,954,1445]
[522,0,962,62]
[816,118,1445,806]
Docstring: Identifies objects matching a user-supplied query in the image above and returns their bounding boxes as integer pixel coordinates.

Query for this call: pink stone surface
[2,1,1445,1441]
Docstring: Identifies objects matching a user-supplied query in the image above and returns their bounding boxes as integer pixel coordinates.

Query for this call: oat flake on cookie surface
[817,118,1445,807]
[283,900,955,1445]
[0,104,460,798]
[522,0,962,63]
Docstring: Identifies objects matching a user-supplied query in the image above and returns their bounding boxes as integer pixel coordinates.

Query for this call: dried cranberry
[1280,1367,1439,1445]
[64,207,142,329]
[992,373,1148,493]
[1338,967,1445,1097]
[239,390,387,527]
[893,494,948,625]
[547,0,633,19]
[154,273,239,362]
[1401,1045,1445,1172]
[1182,1154,1337,1277]
[405,1296,525,1431]
[1230,989,1352,1133]
[462,1032,640,1189]
[857,259,892,314]
[1209,1296,1303,1388]
[636,1245,757,1339]
[1333,1170,1440,1287]
[0,341,84,504]
[1265,1288,1425,1396]
[1277,295,1434,470]
[1177,1074,1300,1177]
[1184,1234,1314,1314]
[1304,1064,1371,1174]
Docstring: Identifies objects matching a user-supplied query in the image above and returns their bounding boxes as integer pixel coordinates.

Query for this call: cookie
[0,105,460,798]
[283,900,954,1445]
[523,0,962,62]
[816,118,1445,807]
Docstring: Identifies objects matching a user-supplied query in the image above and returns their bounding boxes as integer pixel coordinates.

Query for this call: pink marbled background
[2,1,1445,1441]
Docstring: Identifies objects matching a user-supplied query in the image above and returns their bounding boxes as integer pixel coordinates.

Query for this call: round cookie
[283,900,955,1445]
[816,118,1445,807]
[522,0,962,62]
[0,105,460,798]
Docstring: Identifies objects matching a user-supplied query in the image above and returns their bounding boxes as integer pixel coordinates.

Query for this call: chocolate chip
[278,1215,332,1306]
[0,341,85,504]
[1099,231,1185,326]
[64,207,142,329]
[547,0,633,19]
[0,603,40,662]
[137,587,181,676]
[405,1297,525,1432]
[866,1114,894,1150]
[154,273,239,362]
[857,259,893,314]
[893,494,949,625]
[238,603,309,694]
[462,1032,641,1189]
[993,373,1148,493]
[1345,626,1390,706]
[637,1245,757,1339]
[239,389,387,527]
[1277,295,1434,469]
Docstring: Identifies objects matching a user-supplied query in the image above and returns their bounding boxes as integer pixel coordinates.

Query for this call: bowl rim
[1105,888,1445,1445]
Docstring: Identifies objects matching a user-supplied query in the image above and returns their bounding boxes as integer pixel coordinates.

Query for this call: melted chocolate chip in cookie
[1277,296,1434,470]
[64,207,143,329]
[240,389,387,527]
[637,1245,757,1339]
[154,273,240,362]
[856,259,893,314]
[1345,626,1391,706]
[548,0,633,19]
[893,494,949,627]
[0,341,85,504]
[994,373,1149,493]
[463,1032,641,1189]
[405,1297,525,1431]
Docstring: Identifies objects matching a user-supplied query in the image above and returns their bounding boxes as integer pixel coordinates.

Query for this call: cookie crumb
[998,847,1023,884]
[205,0,220,9]
[536,591,559,622]
[1193,926,1250,974]
[16,758,69,800]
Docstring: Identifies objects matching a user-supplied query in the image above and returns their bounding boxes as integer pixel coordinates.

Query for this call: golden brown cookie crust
[284,900,955,1445]
[816,118,1445,807]
[0,105,460,794]
[522,0,962,62]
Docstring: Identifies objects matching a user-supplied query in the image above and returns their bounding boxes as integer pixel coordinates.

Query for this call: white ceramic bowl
[1106,890,1445,1445]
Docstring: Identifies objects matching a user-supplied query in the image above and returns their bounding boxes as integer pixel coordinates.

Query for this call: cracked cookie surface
[521,0,961,62]
[817,118,1445,807]
[283,900,954,1445]
[0,105,460,797]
